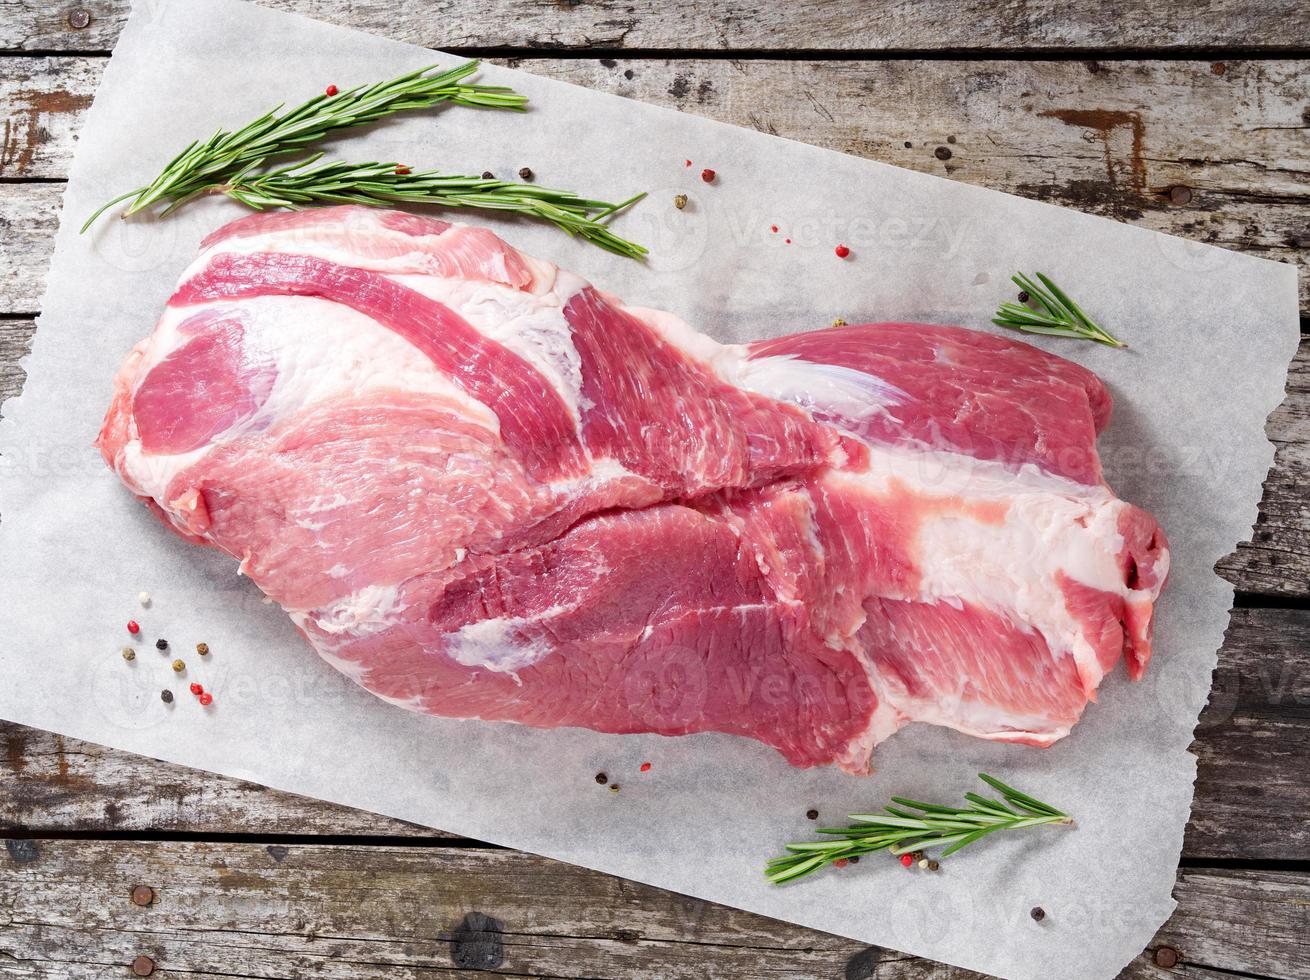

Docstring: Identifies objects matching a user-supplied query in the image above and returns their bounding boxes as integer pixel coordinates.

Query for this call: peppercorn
[834,858,849,869]
[160,690,173,704]
[608,783,620,793]
[189,683,203,696]
[127,620,140,634]
[701,168,716,183]
[770,224,778,233]
[121,647,136,662]
[1018,290,1030,303]
[1030,906,1046,922]
[325,84,338,96]
[171,659,185,673]
[138,591,151,605]
[155,638,168,651]
[899,853,913,867]
[395,165,411,175]
[518,167,533,181]
[806,809,818,821]
[639,762,652,772]
[831,318,846,327]
[849,856,860,864]
[481,170,494,180]
[927,859,940,872]
[198,692,213,706]
[918,858,930,869]
[673,194,688,210]
[196,642,209,656]
[834,244,851,258]
[910,851,924,862]
[595,772,608,785]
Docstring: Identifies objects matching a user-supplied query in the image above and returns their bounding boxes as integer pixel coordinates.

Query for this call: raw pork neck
[98,206,1169,772]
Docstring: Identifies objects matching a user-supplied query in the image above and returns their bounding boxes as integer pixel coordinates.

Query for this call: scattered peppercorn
[189,683,204,696]
[1018,290,1030,303]
[595,772,608,785]
[849,856,860,864]
[639,762,652,772]
[121,647,136,662]
[673,193,688,210]
[518,166,534,180]
[834,858,849,869]
[171,659,185,673]
[899,853,914,867]
[770,225,778,233]
[196,642,209,656]
[806,809,819,821]
[918,858,930,869]
[910,851,924,862]
[784,238,792,244]
[127,620,140,634]
[395,165,411,175]
[481,170,494,180]
[701,168,716,183]
[831,318,846,327]
[927,859,939,872]
[325,84,338,96]
[138,591,151,605]
[160,690,173,704]
[155,638,168,651]
[684,159,692,167]
[198,692,213,706]
[1030,906,1046,922]
[835,244,851,258]
[608,783,620,793]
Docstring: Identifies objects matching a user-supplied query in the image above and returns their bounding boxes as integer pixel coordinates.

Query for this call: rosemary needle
[81,60,526,233]
[765,773,1072,885]
[993,272,1126,348]
[201,156,647,259]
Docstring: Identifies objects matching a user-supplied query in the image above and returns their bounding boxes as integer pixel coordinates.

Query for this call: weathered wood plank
[6,0,1310,54]
[0,840,1303,980]
[0,184,60,314]
[4,56,1306,301]
[2,606,1306,862]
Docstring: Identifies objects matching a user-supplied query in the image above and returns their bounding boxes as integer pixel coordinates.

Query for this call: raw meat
[97,206,1169,772]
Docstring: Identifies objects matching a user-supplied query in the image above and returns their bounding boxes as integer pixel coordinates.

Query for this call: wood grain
[2,605,1306,861]
[6,0,1310,54]
[4,57,1307,308]
[0,838,1304,979]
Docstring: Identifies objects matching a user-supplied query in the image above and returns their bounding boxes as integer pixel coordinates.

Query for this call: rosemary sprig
[81,60,526,233]
[766,773,1071,885]
[993,272,1126,348]
[199,156,647,259]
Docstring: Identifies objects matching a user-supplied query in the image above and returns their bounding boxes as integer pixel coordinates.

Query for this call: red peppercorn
[834,858,849,869]
[784,238,792,245]
[395,165,411,175]
[189,683,203,696]
[325,84,338,96]
[639,762,652,772]
[835,244,851,258]
[770,225,779,233]
[701,168,716,183]
[126,620,140,634]
[198,693,213,706]
[684,159,692,167]
[899,853,913,867]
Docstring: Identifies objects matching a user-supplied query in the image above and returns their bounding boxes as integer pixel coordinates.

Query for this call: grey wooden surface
[0,3,1308,978]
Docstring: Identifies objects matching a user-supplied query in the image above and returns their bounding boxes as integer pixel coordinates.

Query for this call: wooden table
[2,3,1308,977]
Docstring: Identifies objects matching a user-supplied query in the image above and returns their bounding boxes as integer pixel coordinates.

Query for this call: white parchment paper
[0,2,1299,977]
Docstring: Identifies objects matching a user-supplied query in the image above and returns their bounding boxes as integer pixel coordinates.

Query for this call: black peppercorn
[160,690,174,704]
[1030,906,1046,922]
[481,171,494,180]
[806,809,819,821]
[518,167,533,181]
[155,638,168,650]
[1018,290,1031,304]
[595,772,608,785]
